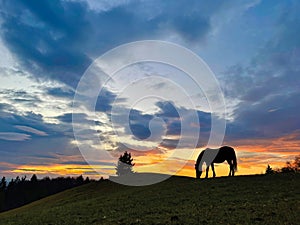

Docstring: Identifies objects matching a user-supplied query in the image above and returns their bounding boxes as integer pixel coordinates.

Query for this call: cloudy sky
[0,0,299,179]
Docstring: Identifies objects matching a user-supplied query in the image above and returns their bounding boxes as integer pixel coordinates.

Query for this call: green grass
[0,173,299,225]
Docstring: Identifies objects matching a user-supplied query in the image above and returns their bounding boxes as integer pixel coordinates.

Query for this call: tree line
[0,151,134,213]
[0,174,93,212]
[266,155,300,174]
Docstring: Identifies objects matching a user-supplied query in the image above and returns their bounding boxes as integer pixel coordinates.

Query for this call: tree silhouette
[265,164,274,174]
[30,174,38,182]
[0,177,6,190]
[116,151,135,176]
[280,155,300,173]
[0,177,6,211]
[268,155,300,174]
[292,155,300,172]
[0,174,92,212]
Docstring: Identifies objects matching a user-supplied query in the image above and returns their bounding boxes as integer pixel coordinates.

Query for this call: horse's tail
[233,150,238,171]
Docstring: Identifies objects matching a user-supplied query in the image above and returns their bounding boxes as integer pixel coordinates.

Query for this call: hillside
[0,174,299,225]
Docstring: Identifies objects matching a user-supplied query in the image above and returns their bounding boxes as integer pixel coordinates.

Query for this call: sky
[0,0,299,180]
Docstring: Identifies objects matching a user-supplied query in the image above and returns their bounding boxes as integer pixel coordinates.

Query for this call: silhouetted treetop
[116,151,135,176]
[30,174,38,182]
[265,164,274,174]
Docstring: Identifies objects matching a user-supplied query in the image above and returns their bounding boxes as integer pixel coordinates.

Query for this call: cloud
[95,89,119,113]
[0,103,14,111]
[0,132,31,141]
[128,109,154,140]
[221,1,300,141]
[0,0,227,88]
[0,0,299,178]
[0,0,92,87]
[156,101,180,119]
[107,100,212,150]
[15,125,48,136]
[155,101,212,148]
[46,87,75,98]
[0,111,47,134]
[0,89,42,107]
[55,113,87,123]
[0,110,82,168]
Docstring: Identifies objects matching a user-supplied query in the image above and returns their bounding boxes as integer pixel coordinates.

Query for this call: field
[0,173,299,225]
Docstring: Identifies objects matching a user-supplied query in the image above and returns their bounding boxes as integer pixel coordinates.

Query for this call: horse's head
[195,164,202,179]
[195,150,206,179]
[196,170,202,179]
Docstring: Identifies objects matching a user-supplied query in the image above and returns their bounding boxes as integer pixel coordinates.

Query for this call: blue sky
[0,0,299,178]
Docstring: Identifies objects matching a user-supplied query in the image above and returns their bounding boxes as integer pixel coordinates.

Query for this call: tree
[265,164,274,174]
[30,174,38,182]
[0,177,6,191]
[292,155,300,172]
[116,151,135,176]
[76,175,84,184]
[0,177,6,211]
[280,155,300,173]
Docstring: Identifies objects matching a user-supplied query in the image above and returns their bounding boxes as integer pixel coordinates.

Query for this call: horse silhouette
[195,146,237,178]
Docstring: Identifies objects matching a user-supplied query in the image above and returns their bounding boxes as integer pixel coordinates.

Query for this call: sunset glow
[0,0,299,182]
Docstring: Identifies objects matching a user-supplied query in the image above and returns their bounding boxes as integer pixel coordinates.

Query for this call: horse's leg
[196,169,202,179]
[205,165,209,178]
[227,160,232,176]
[231,163,235,176]
[211,163,216,178]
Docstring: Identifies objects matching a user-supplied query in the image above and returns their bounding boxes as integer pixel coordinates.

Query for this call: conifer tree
[116,151,135,176]
[265,164,274,174]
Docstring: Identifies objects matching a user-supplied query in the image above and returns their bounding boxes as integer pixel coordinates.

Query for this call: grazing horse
[195,146,237,178]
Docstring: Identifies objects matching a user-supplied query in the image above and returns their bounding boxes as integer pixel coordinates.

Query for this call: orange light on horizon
[3,133,299,179]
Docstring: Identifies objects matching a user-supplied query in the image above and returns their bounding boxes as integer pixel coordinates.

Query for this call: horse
[195,146,237,179]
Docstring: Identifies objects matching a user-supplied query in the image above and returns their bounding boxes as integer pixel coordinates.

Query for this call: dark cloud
[46,87,75,98]
[95,89,119,113]
[0,111,47,133]
[0,110,81,168]
[55,113,87,123]
[228,91,300,139]
[169,13,210,42]
[0,103,14,111]
[128,109,153,140]
[0,0,92,87]
[223,2,300,141]
[0,135,79,165]
[0,0,225,88]
[156,101,180,119]
[0,132,31,141]
[0,89,42,105]
[113,142,165,157]
[59,160,88,165]
[159,138,179,150]
[0,108,79,142]
[155,101,211,136]
[112,100,212,148]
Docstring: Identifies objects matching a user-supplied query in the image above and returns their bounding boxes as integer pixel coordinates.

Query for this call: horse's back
[220,146,234,152]
[213,146,235,163]
[196,146,236,164]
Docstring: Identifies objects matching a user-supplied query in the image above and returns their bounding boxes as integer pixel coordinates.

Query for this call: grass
[0,173,299,225]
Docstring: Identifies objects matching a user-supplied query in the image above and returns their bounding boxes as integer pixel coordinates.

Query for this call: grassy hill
[0,173,299,225]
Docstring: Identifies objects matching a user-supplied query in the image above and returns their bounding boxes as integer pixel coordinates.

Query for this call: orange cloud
[3,131,299,179]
